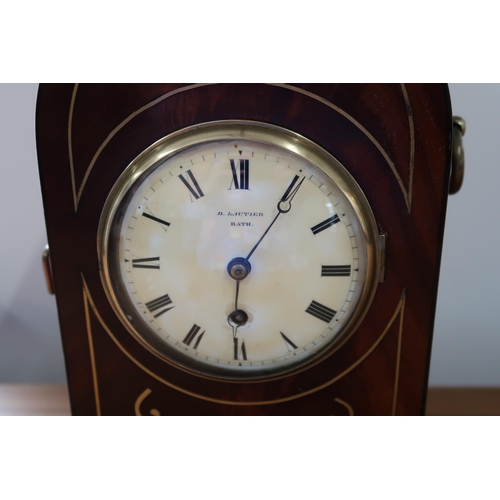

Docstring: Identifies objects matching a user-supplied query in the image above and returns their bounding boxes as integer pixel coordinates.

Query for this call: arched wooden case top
[36,84,452,415]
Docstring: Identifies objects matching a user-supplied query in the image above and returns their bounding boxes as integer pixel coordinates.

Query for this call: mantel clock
[36,84,459,415]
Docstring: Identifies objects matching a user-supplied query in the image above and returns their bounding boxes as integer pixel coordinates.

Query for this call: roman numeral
[306,300,337,323]
[178,170,204,201]
[229,159,250,190]
[145,294,174,318]
[132,257,160,269]
[321,265,351,277]
[233,338,247,360]
[311,214,340,235]
[141,212,170,228]
[280,331,298,351]
[183,324,205,349]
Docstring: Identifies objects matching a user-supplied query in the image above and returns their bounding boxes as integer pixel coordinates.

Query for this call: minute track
[102,124,376,380]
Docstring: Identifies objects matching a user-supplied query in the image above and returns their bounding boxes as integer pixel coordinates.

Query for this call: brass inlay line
[334,398,354,416]
[269,83,411,213]
[134,388,160,416]
[83,275,405,407]
[68,83,213,212]
[69,83,412,213]
[83,284,102,416]
[391,290,406,416]
[400,84,415,213]
[68,83,79,212]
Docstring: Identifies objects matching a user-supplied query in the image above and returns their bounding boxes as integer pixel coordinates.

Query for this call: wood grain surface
[36,84,452,415]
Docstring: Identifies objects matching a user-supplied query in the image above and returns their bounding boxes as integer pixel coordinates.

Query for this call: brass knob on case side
[450,116,466,195]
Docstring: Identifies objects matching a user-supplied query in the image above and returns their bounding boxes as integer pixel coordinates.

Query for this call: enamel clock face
[98,121,380,380]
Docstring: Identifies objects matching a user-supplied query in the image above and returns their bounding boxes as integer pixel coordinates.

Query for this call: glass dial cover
[98,122,380,380]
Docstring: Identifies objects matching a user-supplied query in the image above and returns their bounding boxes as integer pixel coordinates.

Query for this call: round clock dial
[98,122,380,380]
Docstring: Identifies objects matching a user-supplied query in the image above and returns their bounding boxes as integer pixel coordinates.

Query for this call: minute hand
[245,175,305,261]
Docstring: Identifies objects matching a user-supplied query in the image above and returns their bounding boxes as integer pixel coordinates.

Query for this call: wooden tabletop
[0,384,72,416]
[425,387,500,416]
[0,384,499,415]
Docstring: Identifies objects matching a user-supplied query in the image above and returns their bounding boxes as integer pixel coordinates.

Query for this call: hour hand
[277,174,305,213]
[227,278,249,331]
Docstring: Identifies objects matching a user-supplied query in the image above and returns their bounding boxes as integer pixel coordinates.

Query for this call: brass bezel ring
[97,120,381,381]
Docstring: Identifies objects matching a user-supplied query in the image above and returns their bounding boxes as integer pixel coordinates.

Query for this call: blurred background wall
[0,83,498,386]
[0,84,65,382]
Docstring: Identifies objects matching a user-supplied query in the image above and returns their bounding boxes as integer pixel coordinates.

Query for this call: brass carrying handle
[42,245,55,295]
[450,116,466,194]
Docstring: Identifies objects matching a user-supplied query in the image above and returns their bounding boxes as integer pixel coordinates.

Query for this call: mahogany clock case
[36,84,452,415]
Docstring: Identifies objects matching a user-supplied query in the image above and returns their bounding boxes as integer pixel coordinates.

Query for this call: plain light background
[0,83,498,386]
